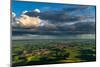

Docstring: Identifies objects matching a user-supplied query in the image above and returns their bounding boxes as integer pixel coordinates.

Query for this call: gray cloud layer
[12,6,96,35]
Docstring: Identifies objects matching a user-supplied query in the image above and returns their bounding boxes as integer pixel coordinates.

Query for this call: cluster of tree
[12,39,96,66]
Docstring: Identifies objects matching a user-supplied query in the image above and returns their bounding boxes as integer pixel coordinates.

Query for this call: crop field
[12,39,96,66]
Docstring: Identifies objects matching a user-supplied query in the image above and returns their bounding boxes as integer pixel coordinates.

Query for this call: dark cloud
[40,12,83,22]
[62,6,89,12]
[74,22,95,32]
[24,11,40,17]
[23,7,93,23]
[12,21,95,35]
[12,6,95,35]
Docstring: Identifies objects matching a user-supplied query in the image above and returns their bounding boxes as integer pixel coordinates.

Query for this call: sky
[12,0,96,17]
[12,0,96,36]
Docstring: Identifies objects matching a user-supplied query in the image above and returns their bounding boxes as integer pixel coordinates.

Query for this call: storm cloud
[12,4,96,35]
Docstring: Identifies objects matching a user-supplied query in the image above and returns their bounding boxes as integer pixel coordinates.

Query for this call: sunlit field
[12,39,96,66]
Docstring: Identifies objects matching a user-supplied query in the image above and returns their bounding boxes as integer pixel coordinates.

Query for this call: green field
[12,39,96,66]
